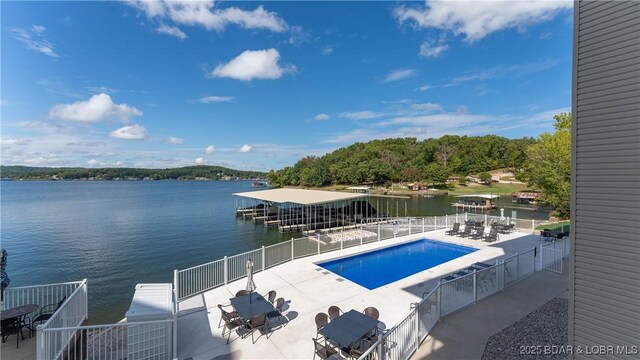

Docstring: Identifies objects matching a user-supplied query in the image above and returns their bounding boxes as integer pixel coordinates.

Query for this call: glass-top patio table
[319,310,379,349]
[229,293,275,319]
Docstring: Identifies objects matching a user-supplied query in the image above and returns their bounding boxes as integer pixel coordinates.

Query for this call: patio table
[0,304,38,322]
[319,310,379,349]
[229,293,275,320]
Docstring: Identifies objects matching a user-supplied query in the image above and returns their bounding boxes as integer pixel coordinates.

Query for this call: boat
[511,190,541,204]
[451,194,499,211]
[252,181,268,187]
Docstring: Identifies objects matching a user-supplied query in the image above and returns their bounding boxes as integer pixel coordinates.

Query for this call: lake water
[0,181,549,323]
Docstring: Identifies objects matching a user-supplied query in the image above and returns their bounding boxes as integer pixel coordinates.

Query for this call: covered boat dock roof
[233,188,366,206]
[455,194,499,199]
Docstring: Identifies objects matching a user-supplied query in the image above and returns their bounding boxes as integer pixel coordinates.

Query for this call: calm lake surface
[0,181,550,323]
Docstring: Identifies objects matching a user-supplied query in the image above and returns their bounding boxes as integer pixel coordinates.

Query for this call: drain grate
[336,278,345,282]
[322,271,330,275]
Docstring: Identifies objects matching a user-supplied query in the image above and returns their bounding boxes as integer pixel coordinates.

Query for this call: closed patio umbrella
[0,249,10,309]
[246,258,256,303]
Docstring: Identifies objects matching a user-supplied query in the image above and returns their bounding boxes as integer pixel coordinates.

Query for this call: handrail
[6,280,84,290]
[39,279,87,330]
[39,318,174,332]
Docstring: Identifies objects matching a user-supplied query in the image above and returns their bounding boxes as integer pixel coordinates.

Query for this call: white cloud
[1,99,9,106]
[109,124,147,140]
[87,159,99,166]
[340,111,383,120]
[238,144,253,153]
[49,93,142,122]
[384,69,418,83]
[314,113,330,121]
[211,49,296,81]
[444,58,560,87]
[127,1,288,32]
[394,0,572,42]
[416,85,433,92]
[194,157,205,164]
[10,26,59,58]
[167,137,185,145]
[205,145,216,154]
[156,24,187,40]
[410,102,443,112]
[321,45,334,55]
[419,41,449,58]
[190,95,234,104]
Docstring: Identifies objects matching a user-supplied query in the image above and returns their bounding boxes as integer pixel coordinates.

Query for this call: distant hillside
[0,165,266,181]
[267,135,536,187]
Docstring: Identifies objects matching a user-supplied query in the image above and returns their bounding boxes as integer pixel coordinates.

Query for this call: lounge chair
[266,290,277,304]
[1,318,26,348]
[244,314,270,344]
[363,306,379,320]
[445,223,460,235]
[484,227,498,242]
[220,308,245,344]
[217,304,239,328]
[470,226,485,240]
[315,313,329,334]
[312,336,339,360]
[235,290,250,297]
[267,298,287,327]
[30,295,67,332]
[328,305,343,321]
[458,225,473,238]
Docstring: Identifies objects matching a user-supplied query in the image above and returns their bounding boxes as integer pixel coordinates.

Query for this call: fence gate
[541,246,563,273]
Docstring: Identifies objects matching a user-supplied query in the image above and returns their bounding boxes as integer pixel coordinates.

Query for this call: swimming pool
[318,239,477,289]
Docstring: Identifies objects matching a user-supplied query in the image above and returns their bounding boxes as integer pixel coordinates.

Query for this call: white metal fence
[357,248,541,360]
[36,280,88,360]
[38,319,174,360]
[175,213,549,301]
[541,237,570,273]
[3,280,84,310]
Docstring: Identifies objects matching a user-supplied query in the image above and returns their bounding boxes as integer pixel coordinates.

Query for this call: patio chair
[327,305,343,321]
[217,304,239,328]
[315,312,329,334]
[30,295,67,331]
[458,225,473,238]
[470,226,485,240]
[1,318,26,348]
[312,336,339,360]
[484,227,498,242]
[266,290,277,304]
[220,308,245,344]
[235,290,250,297]
[363,306,379,320]
[244,314,270,344]
[267,298,287,327]
[445,223,460,235]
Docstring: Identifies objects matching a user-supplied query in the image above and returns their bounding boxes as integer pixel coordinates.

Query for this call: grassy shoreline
[295,182,531,196]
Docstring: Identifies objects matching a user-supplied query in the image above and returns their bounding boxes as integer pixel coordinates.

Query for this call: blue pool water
[319,239,477,289]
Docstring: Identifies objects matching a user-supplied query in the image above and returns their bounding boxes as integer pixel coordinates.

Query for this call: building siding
[571,1,640,359]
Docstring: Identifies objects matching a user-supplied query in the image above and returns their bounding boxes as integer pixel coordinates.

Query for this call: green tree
[479,172,492,184]
[423,163,450,185]
[458,176,467,186]
[518,113,571,218]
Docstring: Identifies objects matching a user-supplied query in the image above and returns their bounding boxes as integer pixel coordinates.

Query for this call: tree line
[267,135,536,187]
[0,165,266,181]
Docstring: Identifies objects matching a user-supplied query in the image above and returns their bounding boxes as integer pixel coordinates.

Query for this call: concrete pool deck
[177,229,544,360]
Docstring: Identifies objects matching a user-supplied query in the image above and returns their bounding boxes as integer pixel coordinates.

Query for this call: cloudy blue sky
[1,1,573,171]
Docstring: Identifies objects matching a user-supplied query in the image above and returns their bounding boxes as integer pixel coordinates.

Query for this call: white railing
[38,319,174,360]
[4,280,84,310]
[541,237,570,273]
[36,279,88,360]
[358,247,542,360]
[176,213,545,301]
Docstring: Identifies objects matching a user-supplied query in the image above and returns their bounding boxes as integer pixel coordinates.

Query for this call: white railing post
[433,216,436,230]
[341,237,344,249]
[465,212,468,221]
[378,223,381,241]
[446,215,449,227]
[261,246,266,271]
[409,219,412,234]
[173,270,179,359]
[223,256,228,285]
[473,272,477,303]
[37,325,44,360]
[317,236,321,254]
[291,240,295,260]
[484,214,488,225]
[422,217,425,232]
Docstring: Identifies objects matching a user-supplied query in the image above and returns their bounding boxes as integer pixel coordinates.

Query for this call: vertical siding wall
[571,0,640,357]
